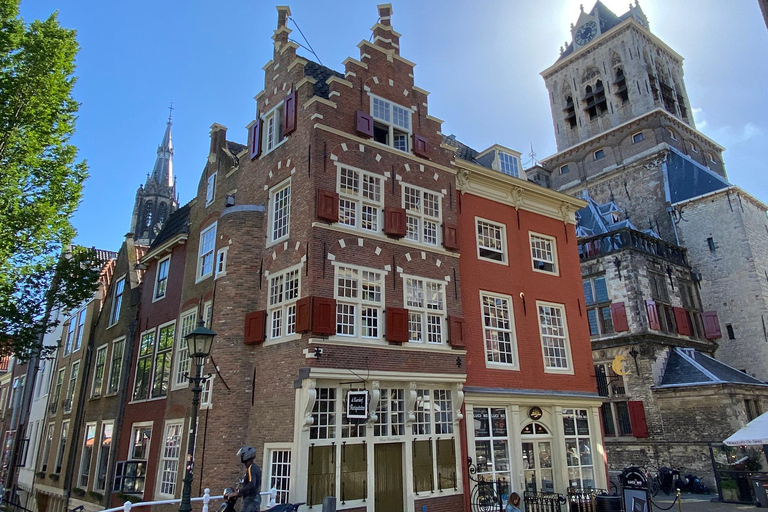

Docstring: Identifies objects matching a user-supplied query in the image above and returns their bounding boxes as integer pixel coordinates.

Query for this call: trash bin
[752,475,768,507]
[595,495,622,512]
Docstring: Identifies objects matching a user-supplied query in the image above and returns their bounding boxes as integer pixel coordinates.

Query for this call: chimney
[209,123,228,156]
[274,6,292,47]
[372,4,400,55]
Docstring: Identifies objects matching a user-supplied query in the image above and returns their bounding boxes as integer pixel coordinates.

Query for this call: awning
[724,411,768,446]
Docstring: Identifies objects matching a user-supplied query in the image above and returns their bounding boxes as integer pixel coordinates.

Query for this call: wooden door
[374,443,404,512]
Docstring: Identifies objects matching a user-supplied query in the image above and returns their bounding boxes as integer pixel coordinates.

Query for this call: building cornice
[308,367,465,383]
[140,233,188,264]
[453,159,586,225]
[673,185,768,212]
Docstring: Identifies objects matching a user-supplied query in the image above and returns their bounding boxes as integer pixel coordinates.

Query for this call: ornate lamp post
[178,319,216,512]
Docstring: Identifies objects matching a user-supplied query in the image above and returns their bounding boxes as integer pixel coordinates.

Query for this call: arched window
[157,202,167,224]
[144,201,153,227]
[564,95,576,128]
[614,67,628,103]
[521,422,550,436]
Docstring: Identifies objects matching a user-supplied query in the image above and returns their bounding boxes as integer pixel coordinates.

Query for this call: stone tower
[542,1,694,152]
[130,113,179,245]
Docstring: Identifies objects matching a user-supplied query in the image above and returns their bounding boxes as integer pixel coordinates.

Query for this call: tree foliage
[0,0,98,359]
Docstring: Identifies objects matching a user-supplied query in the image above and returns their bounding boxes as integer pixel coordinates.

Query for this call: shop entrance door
[521,422,555,494]
[374,443,404,512]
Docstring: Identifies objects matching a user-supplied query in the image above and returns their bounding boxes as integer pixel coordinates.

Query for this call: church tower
[542,1,694,152]
[130,112,179,245]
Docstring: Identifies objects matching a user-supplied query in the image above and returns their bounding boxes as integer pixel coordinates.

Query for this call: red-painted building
[449,147,606,506]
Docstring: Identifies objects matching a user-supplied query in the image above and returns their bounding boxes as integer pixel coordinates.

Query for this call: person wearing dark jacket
[226,446,262,512]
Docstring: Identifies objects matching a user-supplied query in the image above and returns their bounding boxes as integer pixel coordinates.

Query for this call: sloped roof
[442,134,480,163]
[148,203,191,251]
[665,148,730,204]
[227,140,246,155]
[575,190,658,238]
[557,1,638,61]
[304,61,344,99]
[658,348,766,388]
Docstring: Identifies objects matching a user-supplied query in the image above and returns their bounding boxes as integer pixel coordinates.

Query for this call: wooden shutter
[646,300,660,330]
[356,110,374,138]
[442,223,459,251]
[384,207,407,237]
[244,310,266,345]
[673,307,692,336]
[413,135,430,159]
[249,118,262,160]
[702,311,722,339]
[295,297,312,333]
[311,297,336,336]
[282,91,297,136]
[448,316,465,348]
[610,302,629,332]
[386,307,409,344]
[628,401,649,438]
[316,189,339,223]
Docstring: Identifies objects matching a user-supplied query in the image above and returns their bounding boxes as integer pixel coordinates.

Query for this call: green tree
[0,0,97,360]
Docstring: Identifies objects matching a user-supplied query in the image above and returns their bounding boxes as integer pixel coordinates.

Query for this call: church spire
[150,105,174,187]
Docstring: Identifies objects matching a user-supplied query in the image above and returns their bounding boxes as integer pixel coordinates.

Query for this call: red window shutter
[250,118,262,160]
[311,297,336,336]
[295,297,312,333]
[673,307,692,336]
[448,316,465,348]
[610,302,629,332]
[628,401,649,438]
[442,223,459,251]
[702,311,722,339]
[384,207,407,237]
[282,91,297,136]
[386,307,409,344]
[413,135,430,159]
[356,110,374,138]
[316,189,339,223]
[646,300,660,330]
[244,310,266,345]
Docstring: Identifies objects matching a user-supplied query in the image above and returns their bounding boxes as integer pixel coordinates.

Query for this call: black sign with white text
[346,390,369,420]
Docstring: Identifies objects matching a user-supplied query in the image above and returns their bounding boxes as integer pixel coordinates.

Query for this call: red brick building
[450,147,606,507]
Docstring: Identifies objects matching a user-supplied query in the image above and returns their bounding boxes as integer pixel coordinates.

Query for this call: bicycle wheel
[649,478,660,497]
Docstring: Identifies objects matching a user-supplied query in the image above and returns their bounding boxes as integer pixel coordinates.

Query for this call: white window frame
[215,247,228,279]
[267,264,301,343]
[529,232,559,275]
[263,444,293,505]
[205,172,217,206]
[64,361,80,413]
[129,422,153,461]
[369,94,412,152]
[79,422,97,489]
[262,101,286,155]
[41,422,54,472]
[536,301,573,374]
[173,309,197,391]
[73,308,86,352]
[55,420,70,473]
[156,419,184,498]
[593,149,605,160]
[631,131,644,144]
[480,291,520,370]
[91,344,108,398]
[107,337,125,395]
[268,179,291,245]
[200,375,214,410]
[153,255,171,302]
[336,164,384,233]
[403,274,447,345]
[498,152,519,178]
[151,321,176,399]
[475,218,508,265]
[94,421,114,492]
[402,184,443,247]
[332,262,386,340]
[197,223,217,282]
[64,314,76,355]
[109,276,126,327]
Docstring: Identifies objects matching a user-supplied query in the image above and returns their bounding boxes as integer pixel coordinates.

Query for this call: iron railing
[566,487,608,512]
[524,490,565,512]
[578,228,688,266]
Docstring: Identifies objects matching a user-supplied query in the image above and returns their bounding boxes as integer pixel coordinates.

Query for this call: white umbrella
[724,411,768,446]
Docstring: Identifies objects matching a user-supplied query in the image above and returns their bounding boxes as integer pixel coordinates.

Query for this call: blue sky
[19,0,768,251]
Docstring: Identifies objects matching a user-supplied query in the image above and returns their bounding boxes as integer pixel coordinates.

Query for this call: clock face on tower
[575,20,598,45]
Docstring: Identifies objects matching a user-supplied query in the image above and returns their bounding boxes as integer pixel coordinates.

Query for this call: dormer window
[610,211,621,223]
[371,96,411,152]
[498,152,519,178]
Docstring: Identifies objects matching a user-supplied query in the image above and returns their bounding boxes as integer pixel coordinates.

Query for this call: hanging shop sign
[346,390,369,420]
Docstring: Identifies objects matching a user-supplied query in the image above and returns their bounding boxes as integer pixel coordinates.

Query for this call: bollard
[321,496,336,512]
[124,501,132,512]
[677,488,682,512]
[203,488,211,512]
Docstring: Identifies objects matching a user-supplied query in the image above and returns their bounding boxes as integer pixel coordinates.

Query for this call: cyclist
[226,446,262,512]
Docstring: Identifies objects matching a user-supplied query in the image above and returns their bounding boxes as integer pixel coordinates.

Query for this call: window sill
[260,137,288,159]
[477,255,508,266]
[195,272,213,284]
[129,396,168,405]
[265,235,290,250]
[151,295,166,304]
[309,337,465,354]
[313,222,460,258]
[531,266,559,277]
[263,333,301,347]
[485,361,521,372]
[543,367,575,376]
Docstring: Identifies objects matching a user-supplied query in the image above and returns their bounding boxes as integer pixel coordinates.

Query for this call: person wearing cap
[226,446,262,512]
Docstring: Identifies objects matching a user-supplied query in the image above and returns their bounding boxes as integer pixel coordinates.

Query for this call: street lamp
[178,319,216,512]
